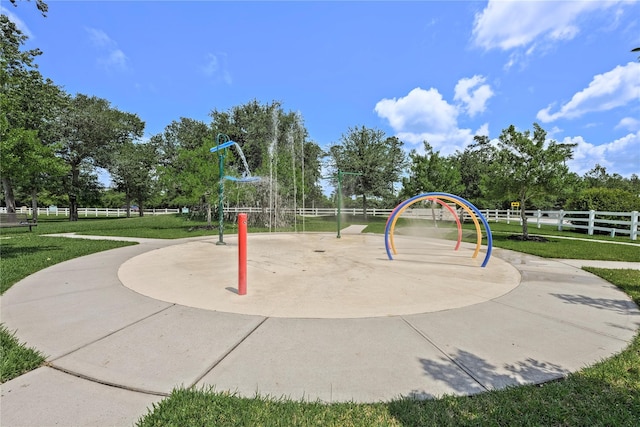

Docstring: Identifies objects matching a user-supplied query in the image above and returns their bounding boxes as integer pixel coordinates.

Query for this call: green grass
[20,215,217,239]
[0,325,46,383]
[365,217,640,261]
[489,233,640,261]
[0,234,136,294]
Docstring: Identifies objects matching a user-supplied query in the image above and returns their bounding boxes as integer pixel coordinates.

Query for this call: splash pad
[119,231,519,318]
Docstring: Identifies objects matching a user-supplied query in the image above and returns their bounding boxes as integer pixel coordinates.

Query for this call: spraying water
[269,107,278,232]
[287,125,297,232]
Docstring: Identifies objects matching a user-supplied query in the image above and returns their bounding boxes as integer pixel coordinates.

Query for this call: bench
[0,212,38,231]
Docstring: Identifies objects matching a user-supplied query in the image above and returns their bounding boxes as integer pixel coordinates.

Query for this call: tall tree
[479,123,576,239]
[210,100,325,226]
[55,94,144,220]
[1,14,66,215]
[329,126,407,218]
[153,118,217,223]
[109,140,158,217]
[401,141,464,198]
[452,135,496,207]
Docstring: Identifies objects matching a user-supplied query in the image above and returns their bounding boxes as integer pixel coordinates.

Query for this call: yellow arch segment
[389,196,483,259]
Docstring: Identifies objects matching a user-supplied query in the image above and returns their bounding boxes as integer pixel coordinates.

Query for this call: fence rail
[3,207,182,217]
[2,206,637,240]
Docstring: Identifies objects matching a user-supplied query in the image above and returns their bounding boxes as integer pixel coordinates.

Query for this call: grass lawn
[0,324,45,383]
[1,215,639,425]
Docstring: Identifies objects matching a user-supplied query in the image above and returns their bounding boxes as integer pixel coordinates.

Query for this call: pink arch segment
[385,192,493,267]
[384,197,462,252]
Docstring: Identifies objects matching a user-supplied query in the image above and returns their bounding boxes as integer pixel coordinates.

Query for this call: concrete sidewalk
[1,232,639,426]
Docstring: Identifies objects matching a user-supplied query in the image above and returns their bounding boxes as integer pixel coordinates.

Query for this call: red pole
[238,213,247,295]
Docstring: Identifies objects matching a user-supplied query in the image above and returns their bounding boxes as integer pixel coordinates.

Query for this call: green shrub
[566,187,639,235]
[567,187,639,212]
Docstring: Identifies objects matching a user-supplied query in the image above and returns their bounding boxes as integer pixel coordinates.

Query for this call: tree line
[2,14,638,233]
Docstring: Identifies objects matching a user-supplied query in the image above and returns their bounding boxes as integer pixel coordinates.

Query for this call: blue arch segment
[384,192,493,268]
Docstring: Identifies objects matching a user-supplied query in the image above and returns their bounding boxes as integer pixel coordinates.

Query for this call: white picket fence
[6,206,182,217]
[475,209,638,240]
[3,206,638,240]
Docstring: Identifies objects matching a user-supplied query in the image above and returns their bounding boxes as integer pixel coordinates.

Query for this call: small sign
[511,202,520,209]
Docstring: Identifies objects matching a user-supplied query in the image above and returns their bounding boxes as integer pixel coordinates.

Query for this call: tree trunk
[362,193,368,220]
[31,188,38,220]
[2,176,17,213]
[69,166,79,221]
[125,196,131,218]
[520,199,529,239]
[69,194,78,221]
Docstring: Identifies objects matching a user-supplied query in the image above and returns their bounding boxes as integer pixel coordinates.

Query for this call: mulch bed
[506,234,550,242]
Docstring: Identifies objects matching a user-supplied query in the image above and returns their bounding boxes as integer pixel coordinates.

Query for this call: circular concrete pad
[119,233,520,318]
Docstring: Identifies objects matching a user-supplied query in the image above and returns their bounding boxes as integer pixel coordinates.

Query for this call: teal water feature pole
[210,134,261,246]
[211,133,234,245]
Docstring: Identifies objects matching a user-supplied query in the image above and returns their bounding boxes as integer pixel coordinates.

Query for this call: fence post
[558,210,564,231]
[631,211,638,241]
[587,210,596,235]
[536,210,542,228]
[506,209,510,224]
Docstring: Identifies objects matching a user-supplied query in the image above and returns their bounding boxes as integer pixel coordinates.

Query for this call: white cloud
[375,87,458,134]
[476,122,490,137]
[202,53,232,85]
[85,27,129,72]
[537,62,640,122]
[472,0,621,51]
[564,131,640,177]
[615,117,640,131]
[375,85,490,155]
[453,75,494,117]
[86,27,115,49]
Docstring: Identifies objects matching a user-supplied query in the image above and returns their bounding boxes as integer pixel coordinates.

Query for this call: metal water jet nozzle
[211,134,261,246]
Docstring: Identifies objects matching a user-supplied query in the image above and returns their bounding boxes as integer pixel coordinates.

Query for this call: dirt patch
[507,234,550,242]
[188,225,216,231]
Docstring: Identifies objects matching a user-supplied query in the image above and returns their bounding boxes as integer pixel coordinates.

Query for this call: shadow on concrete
[551,293,639,315]
[405,349,570,398]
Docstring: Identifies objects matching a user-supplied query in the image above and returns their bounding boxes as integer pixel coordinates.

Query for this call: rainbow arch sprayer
[384,192,493,267]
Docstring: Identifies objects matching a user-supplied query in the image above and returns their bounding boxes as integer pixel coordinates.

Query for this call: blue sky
[5,0,640,178]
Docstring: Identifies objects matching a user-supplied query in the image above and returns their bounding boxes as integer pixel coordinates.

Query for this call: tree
[210,100,324,227]
[8,0,48,17]
[479,123,576,239]
[55,94,145,221]
[109,140,158,217]
[582,164,639,194]
[153,118,217,223]
[328,126,407,218]
[401,141,464,198]
[1,14,67,215]
[452,135,496,207]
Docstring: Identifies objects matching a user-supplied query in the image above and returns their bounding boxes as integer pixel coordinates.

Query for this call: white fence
[473,209,638,240]
[3,206,638,240]
[5,206,182,217]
